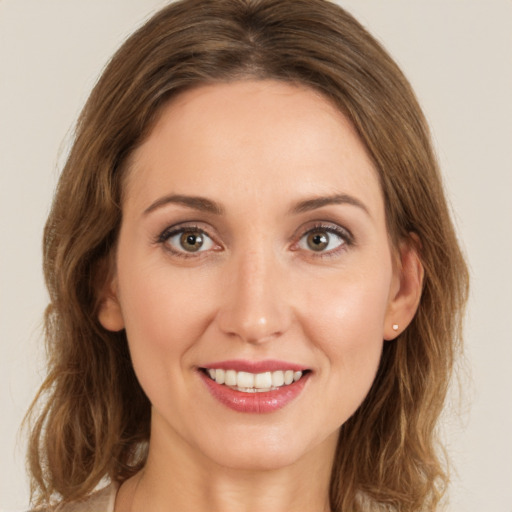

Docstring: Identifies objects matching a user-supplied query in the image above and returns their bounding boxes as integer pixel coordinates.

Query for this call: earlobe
[384,237,424,340]
[97,274,125,332]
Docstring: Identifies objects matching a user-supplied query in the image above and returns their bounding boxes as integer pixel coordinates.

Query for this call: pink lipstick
[198,359,310,413]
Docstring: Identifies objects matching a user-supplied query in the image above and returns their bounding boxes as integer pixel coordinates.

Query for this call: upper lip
[199,359,308,373]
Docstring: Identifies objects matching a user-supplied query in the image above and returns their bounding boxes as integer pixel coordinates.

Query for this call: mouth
[200,367,309,393]
[198,361,311,413]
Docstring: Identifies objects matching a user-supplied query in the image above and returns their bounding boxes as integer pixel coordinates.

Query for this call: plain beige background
[1,1,511,511]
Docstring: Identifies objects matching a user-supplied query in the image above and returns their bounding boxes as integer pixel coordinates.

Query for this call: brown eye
[179,231,204,252]
[306,231,329,251]
[298,227,346,254]
[162,228,215,254]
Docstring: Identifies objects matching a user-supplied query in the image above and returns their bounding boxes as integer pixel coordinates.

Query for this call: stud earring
[392,324,399,331]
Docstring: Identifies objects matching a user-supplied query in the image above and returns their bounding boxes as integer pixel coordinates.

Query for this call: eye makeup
[153,218,355,262]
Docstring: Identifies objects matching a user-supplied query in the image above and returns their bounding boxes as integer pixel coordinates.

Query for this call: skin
[99,80,423,512]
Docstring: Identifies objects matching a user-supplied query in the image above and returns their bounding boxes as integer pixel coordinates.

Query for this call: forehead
[124,80,383,218]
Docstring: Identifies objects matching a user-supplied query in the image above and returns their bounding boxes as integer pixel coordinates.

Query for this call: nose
[216,249,292,345]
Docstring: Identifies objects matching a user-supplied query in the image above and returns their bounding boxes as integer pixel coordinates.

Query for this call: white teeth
[225,370,237,386]
[254,372,272,389]
[272,370,285,387]
[206,368,306,391]
[215,369,225,384]
[237,371,254,388]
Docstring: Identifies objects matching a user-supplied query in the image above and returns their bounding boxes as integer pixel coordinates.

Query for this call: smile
[198,361,311,413]
[204,368,304,393]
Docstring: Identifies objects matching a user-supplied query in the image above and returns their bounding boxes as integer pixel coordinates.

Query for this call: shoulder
[57,485,118,512]
[28,484,118,512]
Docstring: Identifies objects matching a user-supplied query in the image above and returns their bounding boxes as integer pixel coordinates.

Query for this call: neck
[116,413,337,512]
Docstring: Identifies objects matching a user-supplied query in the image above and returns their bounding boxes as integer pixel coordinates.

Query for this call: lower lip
[199,371,309,413]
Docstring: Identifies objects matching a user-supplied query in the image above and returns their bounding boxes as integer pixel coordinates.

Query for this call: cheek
[302,263,391,339]
[299,266,392,400]
[116,260,218,390]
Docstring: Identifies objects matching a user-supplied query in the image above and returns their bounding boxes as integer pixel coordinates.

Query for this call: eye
[297,227,347,253]
[161,227,216,254]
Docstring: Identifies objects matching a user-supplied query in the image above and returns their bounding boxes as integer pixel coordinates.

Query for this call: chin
[197,426,337,472]
[209,448,302,472]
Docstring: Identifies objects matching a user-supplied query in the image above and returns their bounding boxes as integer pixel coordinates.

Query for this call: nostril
[216,308,290,345]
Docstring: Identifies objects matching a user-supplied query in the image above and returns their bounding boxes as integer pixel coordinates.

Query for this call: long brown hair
[26,1,469,510]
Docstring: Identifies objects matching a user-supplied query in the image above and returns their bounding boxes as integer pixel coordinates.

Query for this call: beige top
[52,484,118,512]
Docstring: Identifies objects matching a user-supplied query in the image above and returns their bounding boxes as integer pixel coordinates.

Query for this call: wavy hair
[26,0,469,510]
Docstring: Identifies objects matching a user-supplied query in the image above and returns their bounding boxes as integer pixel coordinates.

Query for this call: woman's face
[100,81,407,471]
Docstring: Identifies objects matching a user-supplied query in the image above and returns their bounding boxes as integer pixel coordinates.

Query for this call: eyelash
[155,222,354,260]
[155,225,217,259]
[293,223,354,259]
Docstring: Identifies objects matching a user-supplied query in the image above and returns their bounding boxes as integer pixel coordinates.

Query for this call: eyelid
[291,222,354,256]
[155,223,222,258]
[154,220,353,259]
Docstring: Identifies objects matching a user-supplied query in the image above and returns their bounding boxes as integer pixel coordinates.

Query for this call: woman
[26,0,469,511]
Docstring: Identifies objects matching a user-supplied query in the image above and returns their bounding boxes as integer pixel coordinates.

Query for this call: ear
[383,235,424,340]
[97,263,125,332]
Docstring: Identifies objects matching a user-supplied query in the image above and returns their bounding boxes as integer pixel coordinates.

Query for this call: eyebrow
[143,192,369,217]
[143,194,224,216]
[291,193,370,216]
